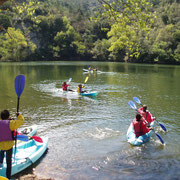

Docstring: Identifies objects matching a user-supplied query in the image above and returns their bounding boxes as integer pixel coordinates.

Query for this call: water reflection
[0,62,180,179]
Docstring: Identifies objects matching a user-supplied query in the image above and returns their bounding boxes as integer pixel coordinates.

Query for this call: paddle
[133,97,167,132]
[17,134,43,143]
[14,75,25,156]
[84,76,89,84]
[67,77,72,84]
[128,100,164,144]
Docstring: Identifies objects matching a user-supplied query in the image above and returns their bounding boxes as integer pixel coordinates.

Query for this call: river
[0,61,180,180]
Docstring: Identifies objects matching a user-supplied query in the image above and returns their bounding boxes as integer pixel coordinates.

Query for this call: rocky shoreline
[19,174,54,180]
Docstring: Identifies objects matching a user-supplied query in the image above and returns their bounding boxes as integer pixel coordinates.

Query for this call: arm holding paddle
[10,113,24,132]
[128,100,164,144]
[77,76,89,93]
[133,97,167,132]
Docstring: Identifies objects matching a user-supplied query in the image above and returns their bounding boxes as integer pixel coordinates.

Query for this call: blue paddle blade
[133,97,142,105]
[155,132,164,144]
[128,100,137,110]
[15,75,25,98]
[17,134,29,141]
[159,123,167,132]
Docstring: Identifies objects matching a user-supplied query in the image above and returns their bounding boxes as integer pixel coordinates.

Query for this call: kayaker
[88,67,93,71]
[133,113,153,138]
[62,81,69,91]
[77,84,86,93]
[138,105,156,125]
[0,110,24,179]
[93,67,98,71]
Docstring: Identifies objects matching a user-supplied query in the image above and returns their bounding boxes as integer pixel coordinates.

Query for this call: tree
[53,16,85,58]
[95,0,156,60]
[0,27,36,61]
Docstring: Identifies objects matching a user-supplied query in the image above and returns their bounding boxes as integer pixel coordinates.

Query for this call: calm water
[0,61,180,180]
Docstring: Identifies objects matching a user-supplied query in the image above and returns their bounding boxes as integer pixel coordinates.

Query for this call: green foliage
[91,39,111,61]
[14,0,41,24]
[95,0,156,59]
[0,27,36,61]
[0,0,179,64]
[0,14,12,29]
[53,16,85,57]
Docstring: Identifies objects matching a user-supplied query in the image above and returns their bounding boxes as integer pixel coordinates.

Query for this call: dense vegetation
[0,0,179,64]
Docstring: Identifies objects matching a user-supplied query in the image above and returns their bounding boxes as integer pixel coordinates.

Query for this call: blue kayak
[60,89,98,97]
[126,121,155,146]
[0,137,48,177]
[80,91,98,97]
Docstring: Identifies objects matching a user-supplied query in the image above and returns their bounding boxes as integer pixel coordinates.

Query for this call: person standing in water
[0,110,24,179]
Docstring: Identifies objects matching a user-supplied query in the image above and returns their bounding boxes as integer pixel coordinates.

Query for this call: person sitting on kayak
[138,105,156,124]
[133,113,153,138]
[62,81,73,91]
[77,84,86,93]
[0,110,24,179]
[62,81,69,91]
[88,67,93,71]
[93,67,98,71]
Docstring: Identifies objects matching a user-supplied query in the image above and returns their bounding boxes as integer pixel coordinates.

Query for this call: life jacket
[138,108,153,123]
[77,86,82,93]
[132,119,144,138]
[0,120,14,142]
[62,84,68,91]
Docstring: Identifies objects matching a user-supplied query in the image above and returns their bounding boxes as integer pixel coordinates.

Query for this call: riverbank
[19,174,54,180]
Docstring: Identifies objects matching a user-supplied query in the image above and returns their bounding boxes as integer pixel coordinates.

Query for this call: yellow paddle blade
[0,176,8,180]
[84,76,89,83]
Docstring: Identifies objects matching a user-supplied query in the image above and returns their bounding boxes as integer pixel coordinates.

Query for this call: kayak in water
[0,137,48,178]
[126,120,155,146]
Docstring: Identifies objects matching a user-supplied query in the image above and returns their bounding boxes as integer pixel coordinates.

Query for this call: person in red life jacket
[138,105,156,125]
[133,113,153,138]
[0,110,24,179]
[62,81,69,91]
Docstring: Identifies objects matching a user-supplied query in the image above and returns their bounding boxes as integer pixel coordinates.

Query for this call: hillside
[0,0,179,64]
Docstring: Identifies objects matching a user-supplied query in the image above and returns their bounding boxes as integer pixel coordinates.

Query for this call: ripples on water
[10,65,180,180]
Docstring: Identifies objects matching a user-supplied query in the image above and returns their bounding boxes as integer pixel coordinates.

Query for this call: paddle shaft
[14,75,25,158]
[17,97,20,113]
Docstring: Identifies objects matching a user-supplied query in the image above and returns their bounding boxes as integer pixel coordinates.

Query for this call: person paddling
[62,81,73,91]
[138,105,156,126]
[133,113,153,138]
[0,110,24,179]
[77,84,86,93]
[62,81,69,91]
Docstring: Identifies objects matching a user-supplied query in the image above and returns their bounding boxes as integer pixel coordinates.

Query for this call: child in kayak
[133,113,153,138]
[62,81,69,91]
[77,84,86,93]
[138,105,156,125]
[62,81,73,91]
[0,110,24,179]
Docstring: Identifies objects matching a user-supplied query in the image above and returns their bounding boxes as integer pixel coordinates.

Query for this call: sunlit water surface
[0,61,180,180]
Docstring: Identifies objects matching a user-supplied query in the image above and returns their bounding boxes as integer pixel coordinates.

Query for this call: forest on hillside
[0,0,179,64]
